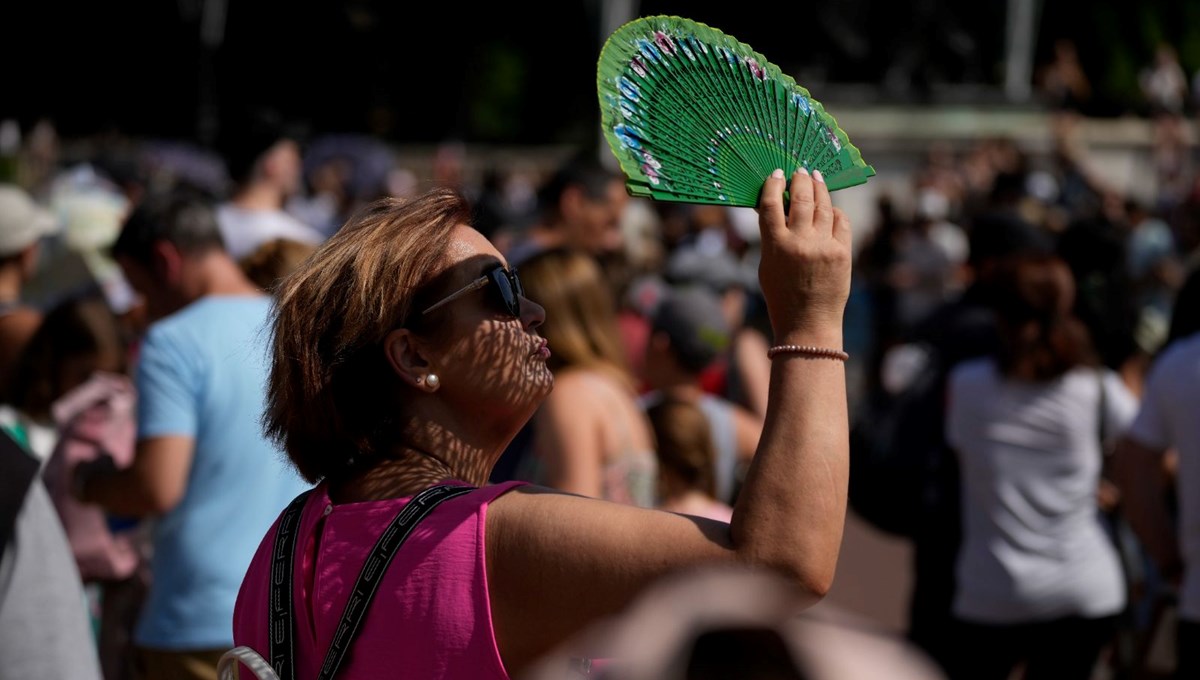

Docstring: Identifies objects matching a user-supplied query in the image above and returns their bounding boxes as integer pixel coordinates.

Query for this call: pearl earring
[425,374,441,391]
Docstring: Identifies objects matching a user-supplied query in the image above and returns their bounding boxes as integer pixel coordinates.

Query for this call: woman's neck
[327,437,495,504]
[328,453,454,504]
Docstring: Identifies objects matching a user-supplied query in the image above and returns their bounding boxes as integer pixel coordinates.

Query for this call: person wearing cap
[664,245,773,418]
[0,184,58,393]
[640,286,763,506]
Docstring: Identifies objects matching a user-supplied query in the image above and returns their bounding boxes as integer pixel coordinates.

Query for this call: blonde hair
[265,189,471,482]
[517,248,632,385]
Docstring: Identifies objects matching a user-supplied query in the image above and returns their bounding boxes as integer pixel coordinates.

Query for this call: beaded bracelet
[767,344,850,362]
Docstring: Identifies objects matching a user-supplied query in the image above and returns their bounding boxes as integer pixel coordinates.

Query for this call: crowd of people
[0,72,1199,680]
[849,85,1200,678]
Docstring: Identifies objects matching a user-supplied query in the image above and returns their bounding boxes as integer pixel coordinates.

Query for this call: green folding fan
[598,15,875,206]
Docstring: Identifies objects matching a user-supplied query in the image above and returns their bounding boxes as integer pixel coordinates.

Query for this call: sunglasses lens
[492,268,522,317]
[511,270,524,299]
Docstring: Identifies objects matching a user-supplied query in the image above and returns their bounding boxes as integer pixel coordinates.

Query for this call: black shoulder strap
[269,484,476,680]
[0,429,39,565]
[269,488,313,680]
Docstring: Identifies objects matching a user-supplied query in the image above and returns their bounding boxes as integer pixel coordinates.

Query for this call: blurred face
[115,256,185,323]
[420,225,553,419]
[263,139,303,196]
[563,179,628,254]
[115,257,166,321]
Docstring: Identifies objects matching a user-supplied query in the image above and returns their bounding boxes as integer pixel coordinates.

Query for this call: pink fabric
[233,480,525,679]
[40,371,141,582]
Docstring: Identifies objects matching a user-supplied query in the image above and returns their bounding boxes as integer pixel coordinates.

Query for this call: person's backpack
[847,342,949,538]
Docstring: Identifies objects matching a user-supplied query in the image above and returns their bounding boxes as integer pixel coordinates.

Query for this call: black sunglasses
[421,265,523,318]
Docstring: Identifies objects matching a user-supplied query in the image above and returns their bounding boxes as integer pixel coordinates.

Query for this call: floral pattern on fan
[598,15,876,207]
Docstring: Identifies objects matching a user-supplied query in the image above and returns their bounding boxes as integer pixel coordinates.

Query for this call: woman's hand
[756,169,852,346]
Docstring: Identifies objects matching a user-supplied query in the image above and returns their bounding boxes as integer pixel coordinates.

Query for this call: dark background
[4,0,1199,145]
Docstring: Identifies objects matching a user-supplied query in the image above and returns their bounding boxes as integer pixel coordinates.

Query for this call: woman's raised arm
[487,168,852,674]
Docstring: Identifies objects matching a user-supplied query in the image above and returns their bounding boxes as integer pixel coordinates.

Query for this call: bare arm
[1112,435,1182,580]
[74,435,194,517]
[488,169,851,674]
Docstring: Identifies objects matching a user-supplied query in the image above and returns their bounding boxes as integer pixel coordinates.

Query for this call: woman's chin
[529,364,555,397]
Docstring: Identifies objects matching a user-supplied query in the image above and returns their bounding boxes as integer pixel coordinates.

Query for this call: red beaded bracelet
[767,345,850,362]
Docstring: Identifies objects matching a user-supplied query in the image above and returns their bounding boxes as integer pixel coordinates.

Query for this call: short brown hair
[265,189,470,482]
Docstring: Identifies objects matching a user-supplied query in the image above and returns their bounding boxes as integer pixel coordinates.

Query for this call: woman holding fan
[231,167,852,678]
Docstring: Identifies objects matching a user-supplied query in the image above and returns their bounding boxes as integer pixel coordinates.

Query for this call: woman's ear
[383,328,435,390]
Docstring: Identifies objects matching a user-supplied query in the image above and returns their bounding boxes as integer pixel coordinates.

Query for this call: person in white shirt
[945,254,1137,680]
[1114,315,1200,680]
[214,109,323,260]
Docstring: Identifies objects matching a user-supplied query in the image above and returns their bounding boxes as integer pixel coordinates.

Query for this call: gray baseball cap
[665,245,757,294]
[0,184,58,257]
[652,286,732,373]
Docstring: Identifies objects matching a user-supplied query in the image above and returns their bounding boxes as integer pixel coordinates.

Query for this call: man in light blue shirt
[74,189,311,679]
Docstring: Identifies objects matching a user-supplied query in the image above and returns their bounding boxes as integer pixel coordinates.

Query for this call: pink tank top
[232,480,525,679]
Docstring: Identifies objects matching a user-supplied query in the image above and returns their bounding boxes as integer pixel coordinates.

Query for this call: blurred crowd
[2,50,1200,678]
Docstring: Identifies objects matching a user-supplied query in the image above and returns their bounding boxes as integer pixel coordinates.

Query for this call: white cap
[0,184,59,257]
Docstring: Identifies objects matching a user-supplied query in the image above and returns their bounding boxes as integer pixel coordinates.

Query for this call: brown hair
[517,248,633,386]
[646,398,717,498]
[9,292,128,420]
[265,189,470,483]
[994,254,1096,381]
[239,238,319,291]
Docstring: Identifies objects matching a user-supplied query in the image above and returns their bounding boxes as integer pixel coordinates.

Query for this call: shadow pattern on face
[330,253,553,501]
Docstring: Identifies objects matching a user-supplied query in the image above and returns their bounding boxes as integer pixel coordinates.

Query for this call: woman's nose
[520,296,545,331]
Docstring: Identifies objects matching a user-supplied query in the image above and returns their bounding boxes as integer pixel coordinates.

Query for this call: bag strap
[269,484,476,680]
